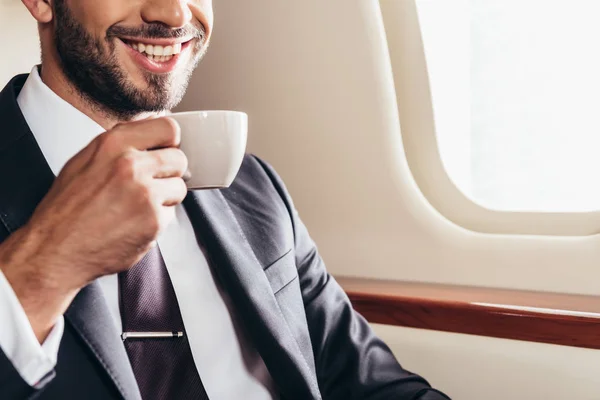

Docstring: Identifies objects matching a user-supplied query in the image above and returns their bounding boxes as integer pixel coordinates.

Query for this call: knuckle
[98,132,122,154]
[169,148,188,175]
[152,151,166,169]
[175,148,188,168]
[94,132,110,148]
[176,178,188,198]
[144,202,164,237]
[139,226,159,245]
[135,188,160,233]
[145,214,161,237]
[61,154,79,174]
[136,182,154,206]
[159,148,174,166]
[115,151,138,180]
[161,117,181,145]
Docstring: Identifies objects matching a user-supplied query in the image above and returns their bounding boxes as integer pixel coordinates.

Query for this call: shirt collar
[16,66,105,176]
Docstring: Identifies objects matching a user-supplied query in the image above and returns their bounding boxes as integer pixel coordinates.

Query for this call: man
[0,0,450,399]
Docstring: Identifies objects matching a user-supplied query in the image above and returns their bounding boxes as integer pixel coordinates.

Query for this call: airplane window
[416,0,600,212]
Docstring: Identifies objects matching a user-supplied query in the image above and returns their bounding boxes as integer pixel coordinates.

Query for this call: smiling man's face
[50,0,213,120]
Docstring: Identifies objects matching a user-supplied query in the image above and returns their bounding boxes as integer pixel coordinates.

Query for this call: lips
[122,39,184,63]
[119,38,194,73]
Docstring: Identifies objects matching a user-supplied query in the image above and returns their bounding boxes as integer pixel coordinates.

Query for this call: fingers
[68,117,181,177]
[139,147,189,179]
[143,179,185,238]
[110,117,181,152]
[152,177,188,207]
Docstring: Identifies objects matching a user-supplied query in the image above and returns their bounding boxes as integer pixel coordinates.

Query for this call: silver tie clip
[121,332,184,341]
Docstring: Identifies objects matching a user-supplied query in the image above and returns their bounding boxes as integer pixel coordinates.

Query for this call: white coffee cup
[168,110,248,190]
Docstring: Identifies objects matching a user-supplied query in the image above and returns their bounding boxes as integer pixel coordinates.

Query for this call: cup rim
[168,110,247,117]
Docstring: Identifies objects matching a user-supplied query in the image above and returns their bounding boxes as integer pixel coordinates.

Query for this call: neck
[39,61,160,131]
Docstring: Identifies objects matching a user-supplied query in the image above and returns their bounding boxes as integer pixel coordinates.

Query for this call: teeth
[125,40,182,62]
[146,54,173,63]
[127,41,184,56]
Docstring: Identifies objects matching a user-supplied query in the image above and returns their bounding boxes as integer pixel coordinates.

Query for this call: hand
[0,117,187,341]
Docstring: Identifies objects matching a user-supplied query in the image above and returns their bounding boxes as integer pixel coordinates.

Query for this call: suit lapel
[0,75,141,400]
[0,76,55,234]
[64,284,141,400]
[184,190,321,400]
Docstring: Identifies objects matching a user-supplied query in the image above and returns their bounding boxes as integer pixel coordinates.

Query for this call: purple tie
[118,244,209,399]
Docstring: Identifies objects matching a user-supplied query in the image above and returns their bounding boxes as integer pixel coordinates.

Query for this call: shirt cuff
[0,269,63,388]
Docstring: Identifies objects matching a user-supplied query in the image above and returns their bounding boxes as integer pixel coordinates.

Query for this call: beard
[52,0,207,120]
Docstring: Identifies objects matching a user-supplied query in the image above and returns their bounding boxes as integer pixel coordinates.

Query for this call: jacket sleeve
[253,156,451,400]
[0,350,39,400]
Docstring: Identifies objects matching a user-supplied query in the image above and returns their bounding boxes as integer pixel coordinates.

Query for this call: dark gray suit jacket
[0,75,450,400]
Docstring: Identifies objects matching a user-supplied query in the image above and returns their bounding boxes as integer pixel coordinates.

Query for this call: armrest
[337,276,600,349]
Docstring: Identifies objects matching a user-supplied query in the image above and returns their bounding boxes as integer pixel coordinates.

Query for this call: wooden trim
[337,277,600,349]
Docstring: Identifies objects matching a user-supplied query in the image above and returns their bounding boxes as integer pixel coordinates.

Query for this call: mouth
[118,37,195,73]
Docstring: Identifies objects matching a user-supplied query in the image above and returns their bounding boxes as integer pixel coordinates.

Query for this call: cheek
[191,0,214,38]
[66,0,134,40]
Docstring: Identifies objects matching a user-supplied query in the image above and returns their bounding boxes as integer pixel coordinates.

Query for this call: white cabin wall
[374,325,600,400]
[1,1,39,86]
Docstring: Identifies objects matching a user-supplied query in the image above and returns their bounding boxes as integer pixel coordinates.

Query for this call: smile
[119,38,194,73]
[122,39,184,62]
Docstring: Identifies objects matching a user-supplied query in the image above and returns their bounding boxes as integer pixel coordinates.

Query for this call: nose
[141,0,193,29]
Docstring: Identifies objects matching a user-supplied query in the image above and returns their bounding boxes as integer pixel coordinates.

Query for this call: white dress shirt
[0,66,276,399]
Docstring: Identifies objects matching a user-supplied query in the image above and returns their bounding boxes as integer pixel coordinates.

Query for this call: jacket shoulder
[220,154,295,266]
[227,153,287,200]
